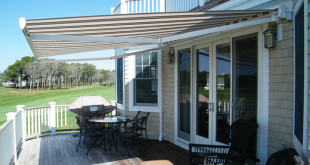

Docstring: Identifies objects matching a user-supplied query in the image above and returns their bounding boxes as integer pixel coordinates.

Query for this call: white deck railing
[112,0,199,14]
[0,101,116,165]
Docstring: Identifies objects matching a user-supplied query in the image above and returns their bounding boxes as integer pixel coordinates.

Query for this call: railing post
[160,0,166,12]
[6,112,17,165]
[49,102,56,135]
[111,100,116,115]
[16,105,25,144]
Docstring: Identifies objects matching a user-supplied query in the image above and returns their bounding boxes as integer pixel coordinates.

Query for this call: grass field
[0,86,115,126]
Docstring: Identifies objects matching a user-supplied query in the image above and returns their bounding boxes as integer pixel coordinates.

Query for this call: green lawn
[0,86,115,125]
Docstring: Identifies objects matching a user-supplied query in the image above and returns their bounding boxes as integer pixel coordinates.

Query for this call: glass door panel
[215,43,231,145]
[178,48,191,141]
[233,33,258,158]
[197,47,210,139]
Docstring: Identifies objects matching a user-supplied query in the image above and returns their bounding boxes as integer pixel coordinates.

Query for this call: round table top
[89,116,134,123]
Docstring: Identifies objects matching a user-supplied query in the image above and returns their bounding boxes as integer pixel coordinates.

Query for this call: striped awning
[20,10,276,59]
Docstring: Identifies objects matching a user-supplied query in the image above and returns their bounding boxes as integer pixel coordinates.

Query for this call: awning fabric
[20,10,276,58]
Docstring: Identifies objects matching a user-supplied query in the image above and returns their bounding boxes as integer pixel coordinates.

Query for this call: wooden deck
[17,134,189,165]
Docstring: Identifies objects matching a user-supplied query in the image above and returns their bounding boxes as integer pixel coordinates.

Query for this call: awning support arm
[41,46,165,63]
[161,17,273,43]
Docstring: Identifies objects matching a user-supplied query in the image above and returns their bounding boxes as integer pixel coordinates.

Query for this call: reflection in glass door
[233,33,258,158]
[178,48,191,141]
[215,43,231,145]
[197,47,210,140]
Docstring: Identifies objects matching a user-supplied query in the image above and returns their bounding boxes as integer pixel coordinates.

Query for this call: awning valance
[20,10,276,59]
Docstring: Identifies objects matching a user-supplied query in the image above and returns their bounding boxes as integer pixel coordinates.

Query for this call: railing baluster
[139,0,142,13]
[61,106,63,129]
[41,108,43,133]
[156,0,158,12]
[65,106,67,129]
[73,113,75,129]
[144,0,146,13]
[56,107,59,129]
[148,0,150,12]
[48,107,50,131]
[69,108,71,129]
[45,108,47,131]
[37,109,40,135]
[31,109,34,135]
[27,110,30,136]
[135,0,137,13]
[131,1,133,13]
[152,0,154,12]
[35,109,37,135]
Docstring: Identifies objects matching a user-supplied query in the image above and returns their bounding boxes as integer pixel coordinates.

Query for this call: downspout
[159,108,163,141]
[159,49,164,141]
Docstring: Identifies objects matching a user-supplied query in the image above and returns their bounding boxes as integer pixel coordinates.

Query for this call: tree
[69,63,83,87]
[3,64,18,85]
[92,69,102,85]
[0,71,4,87]
[24,62,36,91]
[14,56,35,89]
[100,69,108,85]
[107,70,116,86]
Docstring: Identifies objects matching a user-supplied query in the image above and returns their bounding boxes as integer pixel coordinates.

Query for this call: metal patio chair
[115,118,146,155]
[189,119,260,165]
[126,111,151,143]
[75,116,106,155]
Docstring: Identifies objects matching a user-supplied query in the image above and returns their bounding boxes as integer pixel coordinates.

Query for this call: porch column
[6,112,17,165]
[49,102,56,135]
[16,105,25,144]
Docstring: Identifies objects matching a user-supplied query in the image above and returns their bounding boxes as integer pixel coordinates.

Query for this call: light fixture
[263,27,276,48]
[167,50,174,64]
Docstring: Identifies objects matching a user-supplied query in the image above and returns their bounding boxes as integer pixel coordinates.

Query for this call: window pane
[143,66,150,78]
[136,66,142,78]
[294,4,304,144]
[143,54,149,65]
[216,42,231,145]
[136,54,142,65]
[135,79,158,104]
[117,58,123,104]
[150,66,157,78]
[151,52,158,65]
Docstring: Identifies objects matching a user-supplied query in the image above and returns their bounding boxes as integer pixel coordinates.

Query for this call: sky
[0,0,121,72]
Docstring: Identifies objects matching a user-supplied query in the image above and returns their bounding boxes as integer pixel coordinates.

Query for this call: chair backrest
[139,112,150,128]
[266,148,304,165]
[229,119,258,155]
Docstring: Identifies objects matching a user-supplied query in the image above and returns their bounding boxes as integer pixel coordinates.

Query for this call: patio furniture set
[75,110,150,156]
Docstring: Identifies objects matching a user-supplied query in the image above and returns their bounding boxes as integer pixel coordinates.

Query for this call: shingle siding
[268,21,295,156]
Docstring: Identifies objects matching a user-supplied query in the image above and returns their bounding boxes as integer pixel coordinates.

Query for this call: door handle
[206,103,214,112]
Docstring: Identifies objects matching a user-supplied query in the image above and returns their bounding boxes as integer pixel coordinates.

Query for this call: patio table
[89,116,135,151]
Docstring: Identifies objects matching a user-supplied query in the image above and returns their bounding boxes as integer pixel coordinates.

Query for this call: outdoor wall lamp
[167,50,174,64]
[263,26,276,48]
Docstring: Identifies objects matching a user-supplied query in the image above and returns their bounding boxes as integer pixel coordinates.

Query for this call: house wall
[267,22,295,156]
[161,47,175,143]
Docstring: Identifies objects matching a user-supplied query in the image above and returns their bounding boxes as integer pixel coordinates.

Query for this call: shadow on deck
[17,133,189,165]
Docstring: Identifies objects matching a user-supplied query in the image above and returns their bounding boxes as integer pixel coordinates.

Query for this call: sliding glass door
[178,48,191,141]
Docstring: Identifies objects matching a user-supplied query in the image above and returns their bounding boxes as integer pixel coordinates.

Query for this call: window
[116,58,123,104]
[135,52,158,105]
[294,3,304,145]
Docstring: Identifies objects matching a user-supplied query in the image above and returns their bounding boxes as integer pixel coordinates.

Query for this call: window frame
[293,0,308,158]
[129,50,162,112]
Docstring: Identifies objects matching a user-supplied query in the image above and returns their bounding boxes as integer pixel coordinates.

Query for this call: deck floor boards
[17,134,189,165]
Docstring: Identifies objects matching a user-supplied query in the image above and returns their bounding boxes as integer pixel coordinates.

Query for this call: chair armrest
[189,143,260,165]
[189,143,230,165]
